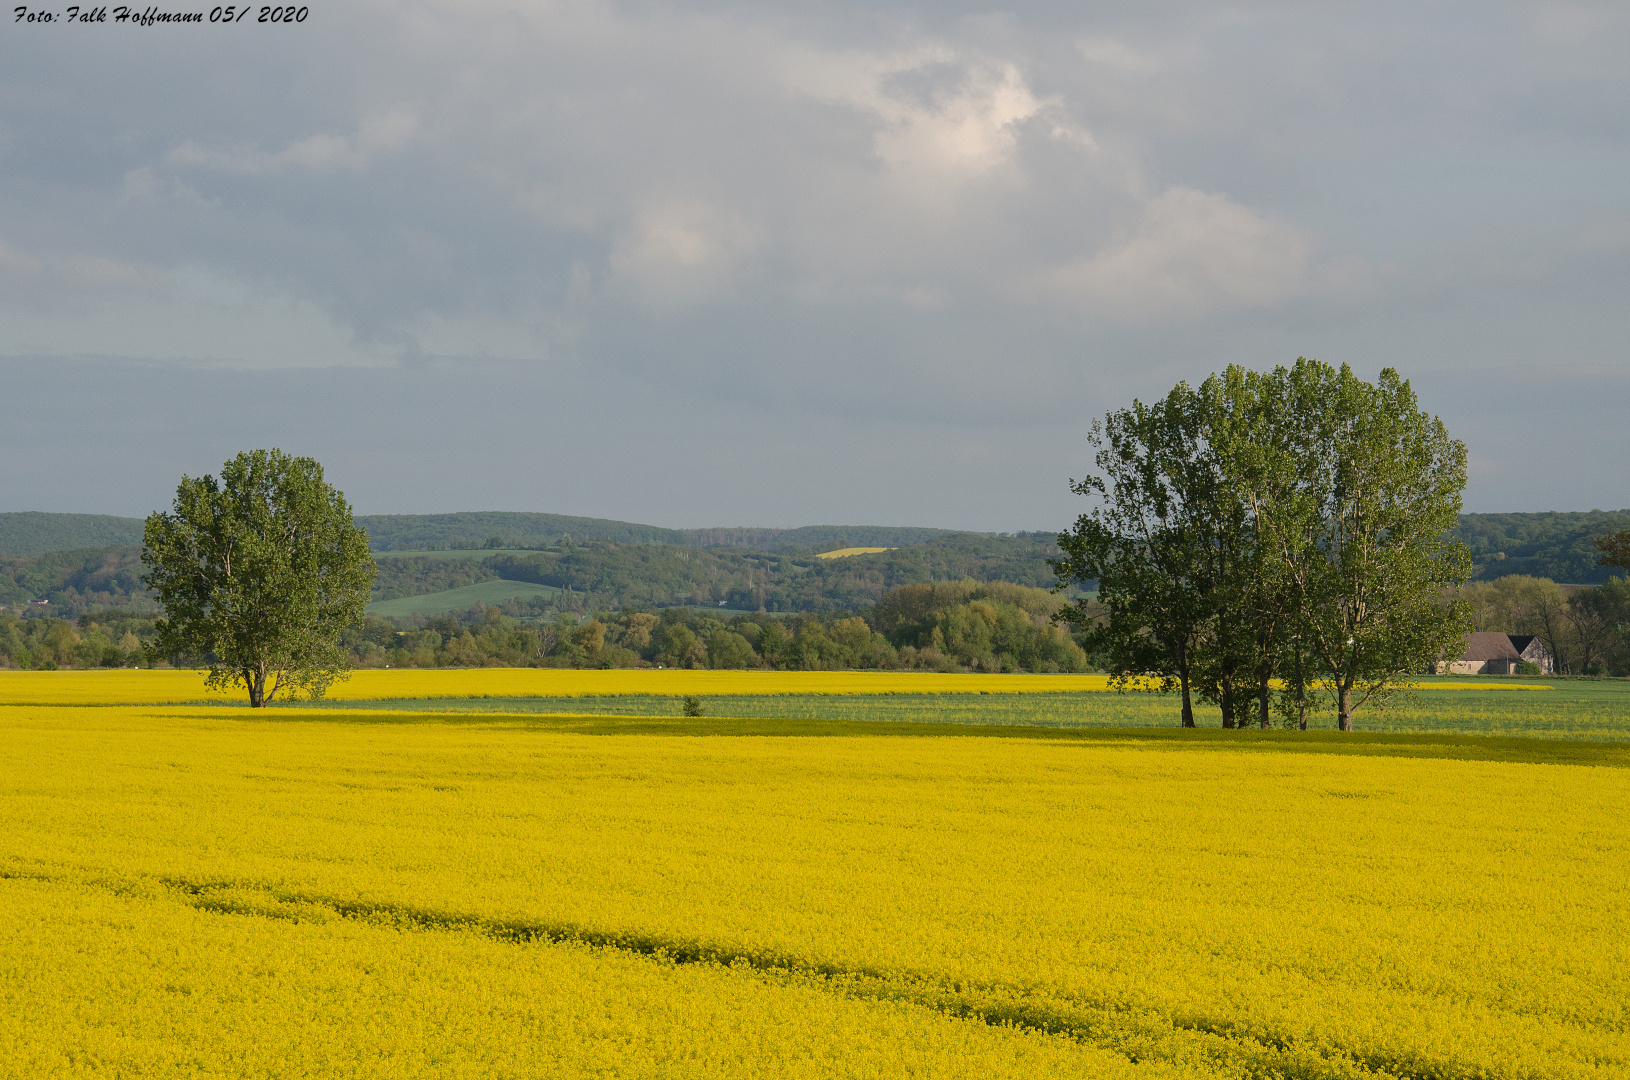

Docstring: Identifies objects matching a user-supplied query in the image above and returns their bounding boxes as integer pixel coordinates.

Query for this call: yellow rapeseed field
[2,701,1624,1078]
[0,876,1153,1080]
[814,547,895,558]
[0,667,1124,704]
[0,668,1549,706]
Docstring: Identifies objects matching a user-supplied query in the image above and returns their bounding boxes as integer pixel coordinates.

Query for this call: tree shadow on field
[200,709,1630,768]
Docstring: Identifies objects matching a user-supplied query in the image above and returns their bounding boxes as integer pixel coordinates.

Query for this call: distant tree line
[0,579,1092,674]
[0,610,155,670]
[11,571,1630,682]
[345,580,1092,673]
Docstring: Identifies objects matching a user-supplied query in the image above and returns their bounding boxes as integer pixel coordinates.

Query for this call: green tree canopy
[142,450,376,707]
[1053,381,1222,726]
[1057,360,1473,731]
[1265,362,1472,730]
[1598,529,1630,574]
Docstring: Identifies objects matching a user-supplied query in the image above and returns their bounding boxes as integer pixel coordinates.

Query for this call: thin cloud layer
[1026,188,1317,320]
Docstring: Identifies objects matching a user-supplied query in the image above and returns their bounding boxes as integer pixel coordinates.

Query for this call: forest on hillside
[1455,510,1630,584]
[356,513,964,551]
[374,532,1061,612]
[0,513,145,557]
[0,546,155,616]
[5,510,1630,618]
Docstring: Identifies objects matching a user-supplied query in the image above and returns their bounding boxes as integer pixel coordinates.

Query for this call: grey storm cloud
[2,0,1628,526]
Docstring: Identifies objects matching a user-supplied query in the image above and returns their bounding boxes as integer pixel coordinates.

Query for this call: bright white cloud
[796,51,1064,175]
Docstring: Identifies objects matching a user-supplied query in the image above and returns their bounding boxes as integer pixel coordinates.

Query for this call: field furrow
[0,867,1518,1080]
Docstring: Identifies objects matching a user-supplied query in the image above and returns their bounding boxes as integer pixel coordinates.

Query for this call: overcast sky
[2,0,1627,529]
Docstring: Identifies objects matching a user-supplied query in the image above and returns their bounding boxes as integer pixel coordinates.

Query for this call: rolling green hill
[6,509,1628,618]
[0,513,145,557]
[356,512,684,550]
[1457,510,1630,583]
[357,514,963,552]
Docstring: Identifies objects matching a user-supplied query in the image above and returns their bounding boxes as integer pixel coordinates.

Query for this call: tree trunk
[1257,671,1271,729]
[1291,625,1309,729]
[1337,683,1353,731]
[1220,676,1235,729]
[1178,646,1195,727]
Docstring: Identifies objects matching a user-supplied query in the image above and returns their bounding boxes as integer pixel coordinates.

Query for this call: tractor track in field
[2,864,1497,1080]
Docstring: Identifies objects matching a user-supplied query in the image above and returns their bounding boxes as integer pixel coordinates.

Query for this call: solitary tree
[143,450,376,707]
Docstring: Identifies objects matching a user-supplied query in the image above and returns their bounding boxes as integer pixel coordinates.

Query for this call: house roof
[1458,632,1522,662]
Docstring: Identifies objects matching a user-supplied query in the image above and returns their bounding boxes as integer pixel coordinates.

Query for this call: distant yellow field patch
[0,668,1123,705]
[814,547,894,559]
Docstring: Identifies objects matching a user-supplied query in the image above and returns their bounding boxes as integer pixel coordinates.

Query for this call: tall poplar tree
[1054,383,1223,727]
[1249,361,1473,731]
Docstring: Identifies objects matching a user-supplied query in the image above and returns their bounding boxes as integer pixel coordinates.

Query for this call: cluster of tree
[1457,510,1630,585]
[0,546,156,616]
[341,580,1092,673]
[1058,361,1473,731]
[0,611,154,670]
